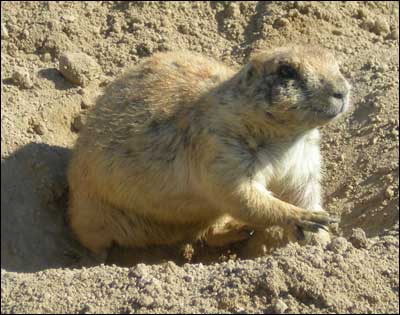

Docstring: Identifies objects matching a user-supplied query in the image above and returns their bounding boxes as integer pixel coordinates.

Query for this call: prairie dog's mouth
[311,97,349,120]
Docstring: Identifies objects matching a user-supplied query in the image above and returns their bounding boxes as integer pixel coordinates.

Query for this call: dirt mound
[1,1,399,313]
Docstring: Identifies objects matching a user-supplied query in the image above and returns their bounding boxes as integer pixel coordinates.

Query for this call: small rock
[61,14,76,22]
[112,21,122,33]
[357,8,369,20]
[360,18,375,32]
[329,222,341,235]
[81,304,93,314]
[387,29,399,41]
[372,19,390,36]
[59,52,101,87]
[225,3,241,18]
[1,23,9,39]
[328,237,348,254]
[309,230,331,248]
[294,1,310,15]
[71,115,86,132]
[33,122,46,135]
[21,29,30,39]
[136,43,153,57]
[272,299,288,314]
[177,24,190,35]
[11,67,34,89]
[332,29,342,36]
[80,97,93,109]
[288,9,299,18]
[385,186,394,199]
[183,275,193,282]
[41,53,52,62]
[99,77,112,87]
[273,17,290,29]
[349,228,368,249]
[139,295,154,307]
[64,277,72,286]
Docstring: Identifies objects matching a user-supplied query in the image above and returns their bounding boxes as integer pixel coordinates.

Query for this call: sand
[1,1,399,313]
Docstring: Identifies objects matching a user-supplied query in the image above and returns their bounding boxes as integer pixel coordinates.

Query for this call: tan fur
[67,46,350,257]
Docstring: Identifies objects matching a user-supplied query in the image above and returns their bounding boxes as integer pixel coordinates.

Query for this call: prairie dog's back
[79,51,236,146]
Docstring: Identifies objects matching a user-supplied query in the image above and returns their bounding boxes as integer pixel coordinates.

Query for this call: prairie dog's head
[238,45,351,127]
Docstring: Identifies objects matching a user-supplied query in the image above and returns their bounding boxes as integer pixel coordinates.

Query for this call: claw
[298,220,332,233]
[328,216,340,224]
[295,225,306,241]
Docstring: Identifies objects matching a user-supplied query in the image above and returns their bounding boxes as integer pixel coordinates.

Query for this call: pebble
[177,24,190,35]
[273,17,290,29]
[387,29,399,40]
[71,115,85,132]
[61,14,76,23]
[272,299,288,314]
[361,18,375,32]
[309,230,331,249]
[332,29,342,36]
[41,53,52,62]
[58,52,101,87]
[11,67,34,89]
[372,19,390,36]
[349,228,368,249]
[357,8,369,20]
[81,304,94,314]
[328,237,349,254]
[139,295,154,307]
[136,43,153,57]
[1,23,9,39]
[80,97,93,109]
[32,122,46,135]
[385,186,394,199]
[225,3,241,19]
[294,1,310,15]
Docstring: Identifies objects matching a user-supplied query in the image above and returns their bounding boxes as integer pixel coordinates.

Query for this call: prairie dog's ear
[242,63,257,83]
[249,51,282,77]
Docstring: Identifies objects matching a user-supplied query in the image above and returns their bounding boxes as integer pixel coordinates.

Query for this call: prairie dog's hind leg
[204,216,254,247]
[68,193,116,266]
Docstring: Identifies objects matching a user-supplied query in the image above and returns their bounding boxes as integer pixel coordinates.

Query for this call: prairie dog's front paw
[287,210,339,242]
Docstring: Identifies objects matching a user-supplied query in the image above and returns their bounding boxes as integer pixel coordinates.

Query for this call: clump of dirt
[1,1,399,314]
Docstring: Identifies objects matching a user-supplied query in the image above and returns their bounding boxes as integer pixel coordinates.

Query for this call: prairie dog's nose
[332,92,345,100]
[330,78,350,100]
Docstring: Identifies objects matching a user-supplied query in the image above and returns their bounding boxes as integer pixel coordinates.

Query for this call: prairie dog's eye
[277,64,298,79]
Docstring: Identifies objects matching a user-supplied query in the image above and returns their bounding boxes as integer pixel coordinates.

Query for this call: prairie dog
[67,46,350,258]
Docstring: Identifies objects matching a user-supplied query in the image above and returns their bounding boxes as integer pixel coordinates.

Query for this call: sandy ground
[1,1,399,313]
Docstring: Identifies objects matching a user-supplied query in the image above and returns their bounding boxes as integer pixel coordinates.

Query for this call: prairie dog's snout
[322,74,351,118]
